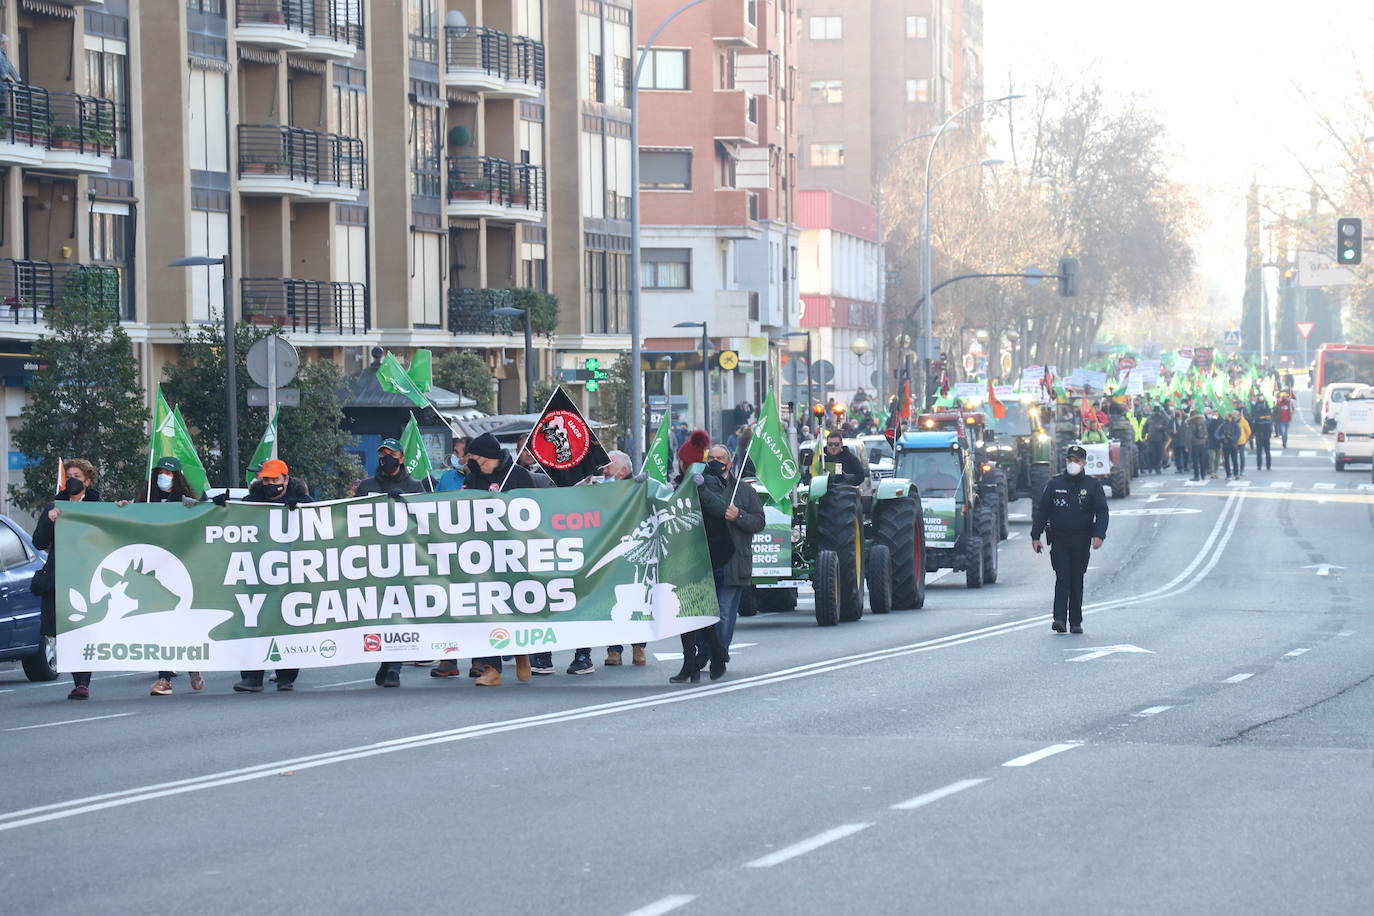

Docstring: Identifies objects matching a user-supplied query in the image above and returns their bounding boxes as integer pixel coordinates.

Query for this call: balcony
[0,83,51,167]
[43,92,116,173]
[0,261,122,326]
[713,0,758,47]
[713,90,759,145]
[447,288,517,336]
[240,278,370,334]
[235,0,312,50]
[443,26,545,97]
[302,0,365,58]
[237,125,366,199]
[447,156,545,223]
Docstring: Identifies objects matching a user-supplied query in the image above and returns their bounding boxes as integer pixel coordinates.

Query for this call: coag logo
[319,639,337,659]
[488,627,511,650]
[363,634,382,652]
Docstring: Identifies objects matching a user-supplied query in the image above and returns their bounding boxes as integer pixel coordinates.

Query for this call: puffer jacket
[695,468,766,588]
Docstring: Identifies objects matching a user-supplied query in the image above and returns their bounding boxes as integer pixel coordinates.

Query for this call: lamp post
[494,306,534,413]
[170,254,237,486]
[920,94,1023,408]
[674,320,709,435]
[783,329,813,426]
[630,0,709,466]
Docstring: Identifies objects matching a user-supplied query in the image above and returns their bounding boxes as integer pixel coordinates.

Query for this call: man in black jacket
[355,437,427,498]
[1030,444,1109,634]
[235,459,311,692]
[820,431,867,487]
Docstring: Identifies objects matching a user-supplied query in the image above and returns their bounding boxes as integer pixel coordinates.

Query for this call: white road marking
[1006,532,1021,541]
[5,713,135,732]
[1183,479,1207,487]
[0,490,1248,833]
[1065,644,1154,662]
[1270,481,1293,489]
[1338,630,1356,637]
[1299,450,1316,457]
[623,896,697,916]
[891,778,987,810]
[743,823,873,868]
[655,643,757,662]
[1302,564,1344,577]
[1226,480,1251,487]
[1003,743,1082,767]
[1312,482,1335,490]
[1284,648,1311,657]
[1132,705,1174,717]
[312,678,376,689]
[1140,480,1163,489]
[33,672,145,689]
[1223,673,1254,684]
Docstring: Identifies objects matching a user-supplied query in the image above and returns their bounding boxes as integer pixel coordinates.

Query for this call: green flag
[376,351,428,408]
[149,386,210,496]
[245,407,279,486]
[407,349,432,394]
[400,413,433,489]
[747,389,800,503]
[643,411,672,483]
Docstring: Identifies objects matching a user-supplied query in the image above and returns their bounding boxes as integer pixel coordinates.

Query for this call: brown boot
[632,646,647,666]
[475,665,502,687]
[150,678,172,696]
[515,655,532,682]
[604,650,623,666]
[189,672,204,691]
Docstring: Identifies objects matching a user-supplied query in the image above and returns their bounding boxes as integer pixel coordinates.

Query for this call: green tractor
[977,399,1056,505]
[745,443,927,626]
[893,430,1000,589]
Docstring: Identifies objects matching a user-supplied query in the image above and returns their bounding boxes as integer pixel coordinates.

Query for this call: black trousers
[1049,532,1092,626]
[1222,445,1239,478]
[240,669,298,686]
[1254,427,1271,469]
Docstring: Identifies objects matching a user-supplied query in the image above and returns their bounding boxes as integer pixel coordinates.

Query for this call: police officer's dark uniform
[1030,445,1109,633]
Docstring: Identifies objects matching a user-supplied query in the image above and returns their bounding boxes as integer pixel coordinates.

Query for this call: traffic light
[1058,257,1079,297]
[1338,218,1362,266]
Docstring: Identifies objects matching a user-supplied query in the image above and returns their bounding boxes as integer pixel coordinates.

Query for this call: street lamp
[674,320,709,435]
[629,0,709,466]
[921,94,1023,408]
[783,329,813,422]
[169,254,237,487]
[493,306,535,413]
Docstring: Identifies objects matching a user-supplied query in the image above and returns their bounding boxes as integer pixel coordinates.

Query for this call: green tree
[508,288,560,338]
[160,323,361,498]
[592,354,633,447]
[433,350,495,414]
[10,293,146,511]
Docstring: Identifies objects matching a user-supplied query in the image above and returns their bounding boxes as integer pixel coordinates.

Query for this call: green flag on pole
[747,389,801,503]
[376,351,429,408]
[407,349,432,394]
[643,411,672,483]
[245,407,279,486]
[401,412,434,489]
[149,386,210,496]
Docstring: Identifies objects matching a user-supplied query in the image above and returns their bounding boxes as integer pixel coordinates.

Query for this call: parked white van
[1333,386,1374,471]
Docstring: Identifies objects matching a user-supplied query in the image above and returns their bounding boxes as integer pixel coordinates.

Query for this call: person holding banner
[33,459,102,699]
[356,438,426,499]
[437,438,468,491]
[134,458,205,697]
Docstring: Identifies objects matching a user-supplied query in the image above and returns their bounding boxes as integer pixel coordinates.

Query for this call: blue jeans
[698,567,742,661]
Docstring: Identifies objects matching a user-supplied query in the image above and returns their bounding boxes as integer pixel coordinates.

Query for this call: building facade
[637,0,798,438]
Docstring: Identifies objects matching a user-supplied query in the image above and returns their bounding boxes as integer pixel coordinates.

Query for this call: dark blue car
[0,514,57,681]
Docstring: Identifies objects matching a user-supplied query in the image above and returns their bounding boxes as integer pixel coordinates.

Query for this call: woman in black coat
[31,458,102,700]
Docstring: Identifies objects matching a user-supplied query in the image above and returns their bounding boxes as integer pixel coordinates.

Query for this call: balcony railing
[0,82,51,149]
[312,0,364,47]
[236,0,310,30]
[447,156,545,215]
[511,35,546,87]
[238,124,366,192]
[448,288,516,336]
[511,162,546,215]
[240,278,370,334]
[48,91,117,158]
[444,26,545,89]
[1,261,122,324]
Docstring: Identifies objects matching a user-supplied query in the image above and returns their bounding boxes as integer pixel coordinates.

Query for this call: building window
[906,15,928,39]
[85,38,128,156]
[186,0,224,14]
[641,48,688,90]
[640,149,691,190]
[521,241,547,290]
[906,78,930,103]
[409,101,441,197]
[609,20,632,108]
[581,12,604,102]
[188,67,227,172]
[809,16,841,40]
[409,0,438,62]
[641,249,690,289]
[333,67,368,141]
[189,207,228,323]
[409,230,443,327]
[607,134,632,220]
[746,0,757,27]
[809,142,844,167]
[809,80,842,104]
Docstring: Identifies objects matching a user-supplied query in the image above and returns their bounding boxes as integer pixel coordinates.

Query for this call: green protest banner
[245,407,278,486]
[921,497,957,548]
[149,386,210,496]
[55,480,719,670]
[643,412,672,483]
[400,413,434,488]
[749,500,793,579]
[748,389,800,503]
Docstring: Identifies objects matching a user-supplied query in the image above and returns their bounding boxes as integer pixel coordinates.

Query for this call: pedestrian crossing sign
[1222,329,1241,348]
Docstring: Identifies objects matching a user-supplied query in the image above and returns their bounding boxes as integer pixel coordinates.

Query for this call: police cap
[1065,444,1087,461]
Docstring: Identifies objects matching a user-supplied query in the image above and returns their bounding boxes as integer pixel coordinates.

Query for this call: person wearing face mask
[1030,445,1109,635]
[31,459,102,699]
[234,459,311,693]
[134,458,204,697]
[437,437,468,491]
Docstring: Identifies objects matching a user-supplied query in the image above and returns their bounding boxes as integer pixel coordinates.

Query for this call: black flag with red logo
[525,386,611,487]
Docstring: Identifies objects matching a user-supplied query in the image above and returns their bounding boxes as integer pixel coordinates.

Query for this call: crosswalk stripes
[1226,480,1251,487]
[1270,481,1293,489]
[1359,483,1374,493]
[1313,482,1336,491]
[1299,450,1317,457]
[1139,480,1163,489]
[1183,479,1206,487]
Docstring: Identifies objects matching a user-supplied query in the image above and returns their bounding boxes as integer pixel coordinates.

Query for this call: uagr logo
[363,634,382,652]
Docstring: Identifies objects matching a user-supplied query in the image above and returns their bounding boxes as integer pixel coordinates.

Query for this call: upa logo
[362,633,382,652]
[489,627,512,650]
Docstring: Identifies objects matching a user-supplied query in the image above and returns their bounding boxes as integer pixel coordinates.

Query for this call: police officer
[1030,444,1109,634]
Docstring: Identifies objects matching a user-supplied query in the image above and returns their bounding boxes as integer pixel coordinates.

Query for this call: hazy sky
[983,0,1374,313]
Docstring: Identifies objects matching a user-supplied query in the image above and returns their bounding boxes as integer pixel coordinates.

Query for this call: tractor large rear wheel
[1029,464,1052,503]
[874,494,925,610]
[813,550,840,627]
[866,544,892,614]
[816,484,864,622]
[965,535,985,589]
[1109,465,1129,499]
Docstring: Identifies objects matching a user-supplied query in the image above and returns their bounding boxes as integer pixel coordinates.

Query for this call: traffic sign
[248,387,300,407]
[246,335,299,388]
[1118,356,1137,370]
[1297,321,1316,340]
[1221,329,1241,349]
[718,350,740,371]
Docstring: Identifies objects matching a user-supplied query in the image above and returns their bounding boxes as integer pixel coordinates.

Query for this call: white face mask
[1065,462,1084,476]
[449,455,463,469]
[156,473,174,492]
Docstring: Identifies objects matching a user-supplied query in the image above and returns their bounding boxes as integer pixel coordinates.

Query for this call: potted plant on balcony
[449,178,494,201]
[82,123,115,154]
[51,123,80,151]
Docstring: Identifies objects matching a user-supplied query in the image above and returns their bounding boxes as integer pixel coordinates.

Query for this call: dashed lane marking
[1313,483,1335,491]
[1226,480,1251,487]
[1284,648,1311,657]
[1223,673,1254,684]
[1132,705,1174,717]
[1002,743,1082,767]
[742,823,874,869]
[623,896,697,916]
[891,778,987,811]
[5,713,135,732]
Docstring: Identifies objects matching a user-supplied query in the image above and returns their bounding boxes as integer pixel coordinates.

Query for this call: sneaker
[632,646,647,666]
[1051,623,1067,634]
[475,666,502,686]
[233,680,264,693]
[68,685,89,700]
[382,669,401,688]
[604,649,623,666]
[530,653,555,675]
[567,655,595,675]
[189,672,205,691]
[1069,625,1084,634]
[150,678,173,696]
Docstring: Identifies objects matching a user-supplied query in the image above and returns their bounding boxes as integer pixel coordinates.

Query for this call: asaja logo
[263,638,282,663]
[488,627,511,650]
[363,633,382,652]
[319,639,337,659]
[780,458,798,479]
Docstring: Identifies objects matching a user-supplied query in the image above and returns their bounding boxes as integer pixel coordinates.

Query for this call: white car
[859,434,895,478]
[1320,382,1365,433]
[1333,386,1374,471]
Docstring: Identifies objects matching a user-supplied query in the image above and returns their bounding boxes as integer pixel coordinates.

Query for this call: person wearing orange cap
[233,458,311,693]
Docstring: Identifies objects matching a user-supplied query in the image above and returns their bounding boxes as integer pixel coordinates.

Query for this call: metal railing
[0,82,49,148]
[238,124,366,190]
[312,0,364,47]
[235,0,311,31]
[0,261,122,324]
[240,278,370,333]
[511,162,546,215]
[444,26,545,88]
[448,288,515,335]
[447,156,545,214]
[48,92,116,158]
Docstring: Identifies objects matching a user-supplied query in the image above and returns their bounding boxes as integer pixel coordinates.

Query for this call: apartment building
[637,0,798,437]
